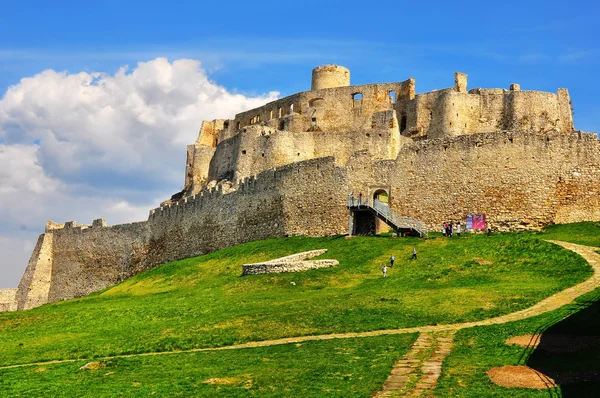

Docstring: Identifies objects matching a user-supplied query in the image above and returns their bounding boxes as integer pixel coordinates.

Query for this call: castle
[2,64,599,312]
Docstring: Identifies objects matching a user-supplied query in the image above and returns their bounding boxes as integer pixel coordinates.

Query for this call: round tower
[311,64,350,91]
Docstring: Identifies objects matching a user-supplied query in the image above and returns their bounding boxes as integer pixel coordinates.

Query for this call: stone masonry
[0,289,17,312]
[10,65,599,312]
[242,249,339,275]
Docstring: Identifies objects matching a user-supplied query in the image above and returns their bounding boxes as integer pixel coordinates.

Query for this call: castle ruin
[3,64,599,312]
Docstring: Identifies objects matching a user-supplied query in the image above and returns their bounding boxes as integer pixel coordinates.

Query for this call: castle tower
[311,64,350,90]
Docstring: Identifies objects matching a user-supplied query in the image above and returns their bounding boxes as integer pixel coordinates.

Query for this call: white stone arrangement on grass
[242,249,338,275]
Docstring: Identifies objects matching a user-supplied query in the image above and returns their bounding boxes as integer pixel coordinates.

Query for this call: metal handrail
[347,195,428,237]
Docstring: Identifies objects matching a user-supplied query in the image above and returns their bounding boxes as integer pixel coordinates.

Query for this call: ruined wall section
[16,232,54,310]
[45,221,152,303]
[224,80,413,137]
[0,289,17,312]
[345,131,600,231]
[403,75,573,139]
[278,157,348,237]
[148,171,288,264]
[206,120,403,184]
[184,120,226,193]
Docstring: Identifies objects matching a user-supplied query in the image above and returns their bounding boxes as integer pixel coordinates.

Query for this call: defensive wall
[182,67,573,199]
[0,289,17,312]
[14,157,345,310]
[12,129,600,312]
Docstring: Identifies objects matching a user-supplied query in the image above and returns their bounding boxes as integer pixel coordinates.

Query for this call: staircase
[347,197,428,238]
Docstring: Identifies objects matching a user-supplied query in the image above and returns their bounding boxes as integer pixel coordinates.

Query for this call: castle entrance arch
[373,189,391,234]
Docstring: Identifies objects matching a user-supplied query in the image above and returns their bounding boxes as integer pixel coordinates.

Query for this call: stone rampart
[0,289,17,312]
[14,131,600,310]
[345,130,600,231]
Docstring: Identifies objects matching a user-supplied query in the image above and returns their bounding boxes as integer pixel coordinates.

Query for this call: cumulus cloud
[0,58,279,287]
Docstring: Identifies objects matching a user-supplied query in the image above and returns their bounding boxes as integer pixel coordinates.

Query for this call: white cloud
[0,58,279,287]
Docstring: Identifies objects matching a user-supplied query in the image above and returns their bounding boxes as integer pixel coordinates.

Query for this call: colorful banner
[466,214,486,230]
[466,215,473,230]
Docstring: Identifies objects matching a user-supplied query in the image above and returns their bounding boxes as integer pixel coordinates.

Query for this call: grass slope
[0,222,599,396]
[0,231,592,366]
[0,334,417,397]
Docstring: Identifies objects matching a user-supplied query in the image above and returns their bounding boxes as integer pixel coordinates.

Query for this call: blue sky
[0,0,598,287]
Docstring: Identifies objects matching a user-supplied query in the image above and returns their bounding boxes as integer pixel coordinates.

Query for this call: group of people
[442,221,461,237]
[381,248,417,277]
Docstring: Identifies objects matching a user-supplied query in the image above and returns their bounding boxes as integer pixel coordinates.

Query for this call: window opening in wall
[278,107,282,118]
[297,152,300,156]
[261,153,265,157]
[269,110,273,120]
[242,150,247,155]
[279,120,285,130]
[289,104,294,114]
[223,121,229,129]
[311,117,317,123]
[236,121,241,129]
[352,93,363,108]
[400,115,407,132]
[373,190,389,204]
[389,90,396,103]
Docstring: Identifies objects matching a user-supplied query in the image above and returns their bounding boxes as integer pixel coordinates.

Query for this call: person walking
[382,264,388,278]
[412,247,417,260]
[389,255,395,267]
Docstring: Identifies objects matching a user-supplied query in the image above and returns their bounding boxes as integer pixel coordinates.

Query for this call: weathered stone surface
[0,288,17,312]
[242,249,338,275]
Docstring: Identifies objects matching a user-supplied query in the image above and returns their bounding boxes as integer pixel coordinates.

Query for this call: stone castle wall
[0,289,17,312]
[16,157,345,308]
[344,130,600,231]
[204,122,404,187]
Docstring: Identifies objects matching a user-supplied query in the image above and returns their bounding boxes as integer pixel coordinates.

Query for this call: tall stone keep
[311,64,351,90]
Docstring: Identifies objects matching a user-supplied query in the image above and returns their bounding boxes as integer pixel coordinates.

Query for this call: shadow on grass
[526,294,600,397]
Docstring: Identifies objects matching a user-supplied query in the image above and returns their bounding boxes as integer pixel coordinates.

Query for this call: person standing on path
[390,255,395,267]
[412,247,417,260]
[456,222,461,237]
[382,264,388,278]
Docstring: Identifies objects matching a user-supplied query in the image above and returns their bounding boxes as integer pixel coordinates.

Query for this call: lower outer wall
[0,289,17,312]
[15,131,600,308]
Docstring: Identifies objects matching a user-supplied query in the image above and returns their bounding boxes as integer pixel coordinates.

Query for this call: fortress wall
[46,221,152,303]
[185,145,216,194]
[229,82,412,135]
[349,131,600,230]
[277,157,349,237]
[16,233,54,310]
[406,89,573,140]
[507,91,567,132]
[207,124,401,185]
[0,289,17,312]
[147,173,288,265]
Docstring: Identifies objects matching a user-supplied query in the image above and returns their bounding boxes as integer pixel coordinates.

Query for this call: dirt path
[372,331,455,397]
[1,240,598,373]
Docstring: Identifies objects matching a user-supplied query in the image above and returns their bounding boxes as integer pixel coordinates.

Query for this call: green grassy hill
[2,222,600,397]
